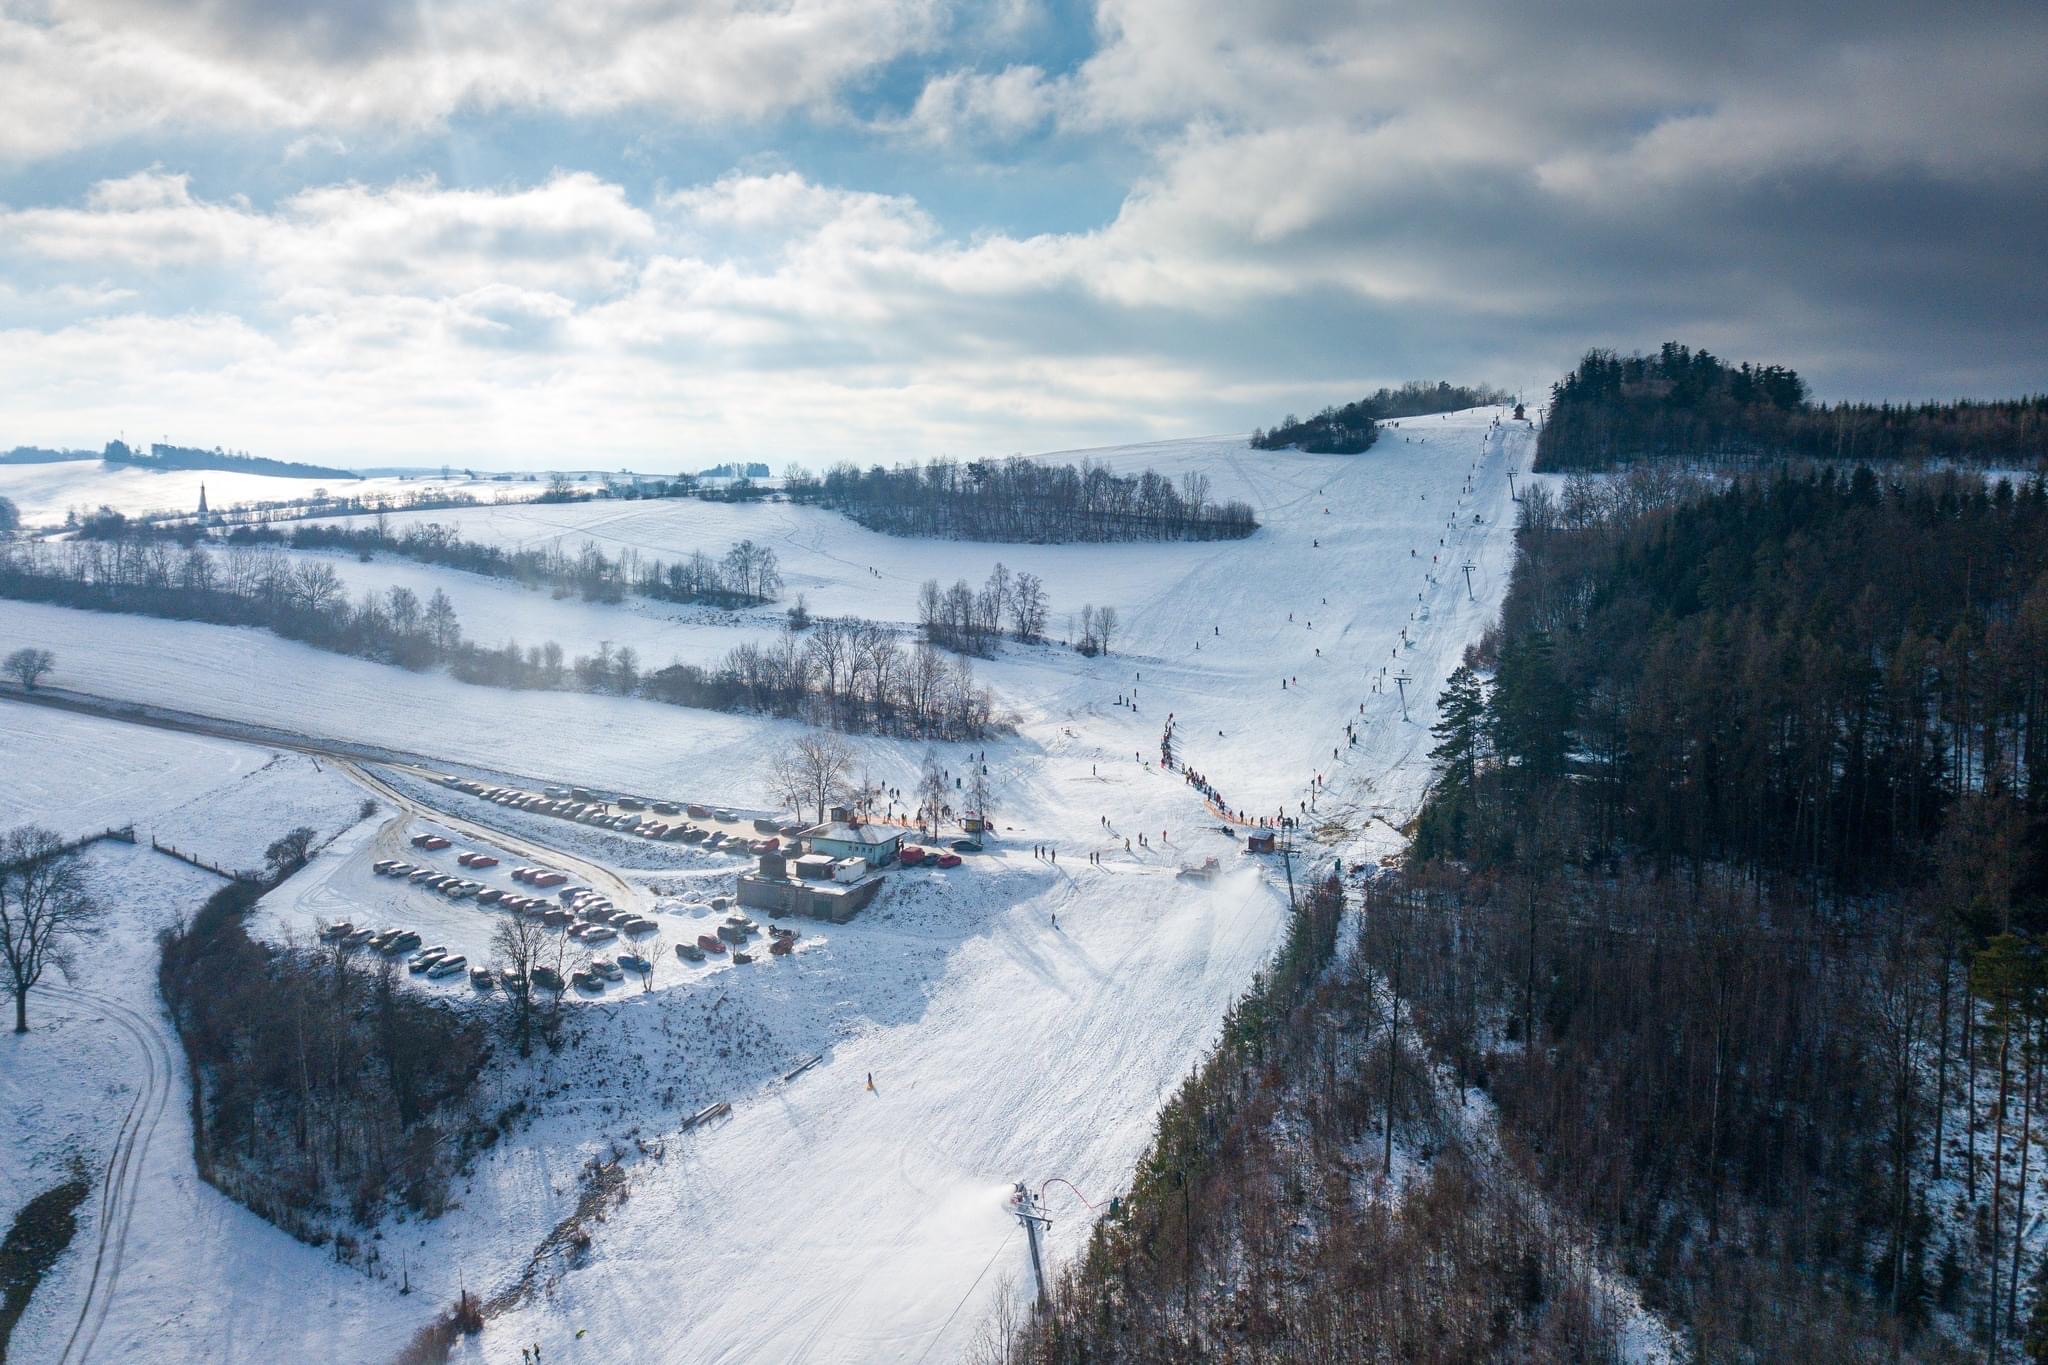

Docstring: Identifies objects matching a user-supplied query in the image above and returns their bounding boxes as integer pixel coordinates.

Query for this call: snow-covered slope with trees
[0,408,1532,1361]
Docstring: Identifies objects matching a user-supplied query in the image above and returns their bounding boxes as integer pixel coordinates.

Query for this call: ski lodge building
[798,814,904,867]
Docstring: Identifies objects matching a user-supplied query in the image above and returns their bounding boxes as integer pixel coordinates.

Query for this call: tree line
[0,538,999,740]
[101,438,357,481]
[785,456,1256,543]
[1537,342,2048,470]
[1400,460,2048,1357]
[1251,380,1513,454]
[230,519,783,608]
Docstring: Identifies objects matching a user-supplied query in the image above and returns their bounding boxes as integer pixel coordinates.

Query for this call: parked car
[697,934,727,955]
[592,959,624,981]
[950,839,981,853]
[470,967,495,989]
[618,953,651,973]
[532,965,564,990]
[676,942,705,962]
[573,971,602,991]
[409,949,446,973]
[652,802,680,816]
[732,950,755,965]
[319,922,353,941]
[686,803,711,819]
[428,955,467,978]
[714,809,738,822]
[936,853,962,869]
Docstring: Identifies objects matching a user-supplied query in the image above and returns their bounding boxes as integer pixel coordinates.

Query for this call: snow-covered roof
[800,821,901,846]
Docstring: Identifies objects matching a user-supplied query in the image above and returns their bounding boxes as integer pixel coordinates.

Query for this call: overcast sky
[1,0,2043,469]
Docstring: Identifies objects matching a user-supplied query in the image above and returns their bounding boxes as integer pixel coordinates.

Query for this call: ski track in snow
[0,409,1537,1362]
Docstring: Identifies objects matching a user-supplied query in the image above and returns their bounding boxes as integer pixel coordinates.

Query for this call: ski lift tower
[1009,1182,1052,1309]
[1461,559,1477,602]
[1393,669,1413,722]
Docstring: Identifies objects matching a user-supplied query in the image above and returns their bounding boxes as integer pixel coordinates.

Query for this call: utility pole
[1506,470,1517,500]
[1393,670,1412,722]
[1461,559,1476,602]
[1011,1182,1051,1310]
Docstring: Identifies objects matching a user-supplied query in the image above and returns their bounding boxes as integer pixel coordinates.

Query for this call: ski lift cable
[911,1222,1020,1365]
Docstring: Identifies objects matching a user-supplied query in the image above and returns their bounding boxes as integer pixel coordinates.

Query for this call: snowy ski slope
[0,407,1534,1361]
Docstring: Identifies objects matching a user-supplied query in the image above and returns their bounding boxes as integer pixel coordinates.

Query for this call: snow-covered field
[0,708,411,1364]
[0,458,537,529]
[0,408,1534,1361]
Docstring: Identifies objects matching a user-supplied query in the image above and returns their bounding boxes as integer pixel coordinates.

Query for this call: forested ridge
[1397,463,2048,1359]
[1538,343,2048,470]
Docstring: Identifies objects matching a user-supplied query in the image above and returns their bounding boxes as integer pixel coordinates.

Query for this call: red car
[898,845,924,865]
[936,853,962,869]
[697,934,728,956]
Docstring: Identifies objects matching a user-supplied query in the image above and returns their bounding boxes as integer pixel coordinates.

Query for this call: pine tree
[1430,665,1486,796]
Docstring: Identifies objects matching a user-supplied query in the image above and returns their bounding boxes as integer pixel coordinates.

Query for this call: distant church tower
[197,483,209,524]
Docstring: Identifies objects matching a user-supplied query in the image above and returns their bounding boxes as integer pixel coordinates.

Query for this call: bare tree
[3,647,55,691]
[770,730,855,825]
[968,765,992,837]
[1009,572,1047,641]
[0,826,104,1031]
[917,748,949,837]
[1094,605,1120,656]
[491,915,550,1057]
[639,929,666,993]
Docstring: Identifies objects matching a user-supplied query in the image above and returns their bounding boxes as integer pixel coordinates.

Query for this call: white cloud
[0,0,949,163]
[896,65,1061,145]
[2,0,2044,463]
